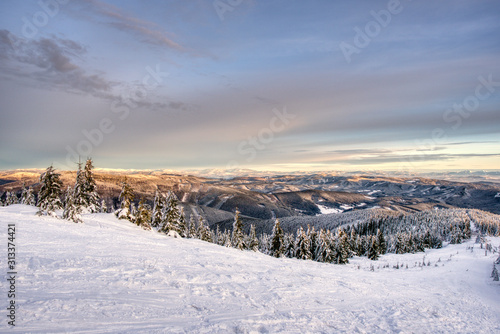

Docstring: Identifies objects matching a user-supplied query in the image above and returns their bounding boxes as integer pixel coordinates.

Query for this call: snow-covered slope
[1,205,499,333]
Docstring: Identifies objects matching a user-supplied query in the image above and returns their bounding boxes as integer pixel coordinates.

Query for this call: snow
[495,192,500,198]
[1,205,500,333]
[316,204,342,215]
[339,204,354,210]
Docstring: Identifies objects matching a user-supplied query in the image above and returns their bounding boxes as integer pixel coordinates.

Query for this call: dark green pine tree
[231,209,245,250]
[295,226,312,260]
[376,229,387,254]
[83,158,100,213]
[115,179,135,221]
[367,236,379,260]
[37,165,63,216]
[270,219,285,258]
[134,198,152,230]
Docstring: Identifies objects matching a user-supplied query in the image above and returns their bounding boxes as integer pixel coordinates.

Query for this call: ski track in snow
[1,205,500,333]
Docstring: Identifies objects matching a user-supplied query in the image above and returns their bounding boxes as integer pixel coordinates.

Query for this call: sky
[0,0,499,173]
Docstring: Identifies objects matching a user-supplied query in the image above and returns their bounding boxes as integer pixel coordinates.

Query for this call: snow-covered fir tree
[178,207,187,237]
[367,236,379,260]
[316,229,332,263]
[151,189,165,228]
[72,161,86,209]
[135,198,152,230]
[492,265,499,281]
[159,192,182,235]
[222,229,232,247]
[307,225,318,260]
[197,216,212,242]
[62,186,83,223]
[115,179,135,221]
[282,233,296,258]
[231,209,245,250]
[376,229,386,254]
[6,191,18,205]
[270,219,284,258]
[37,165,63,216]
[337,229,350,264]
[100,199,107,213]
[188,215,197,238]
[247,224,259,251]
[82,158,100,212]
[295,226,312,260]
[21,184,36,206]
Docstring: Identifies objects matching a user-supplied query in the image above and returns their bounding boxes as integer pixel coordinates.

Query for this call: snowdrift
[1,205,499,333]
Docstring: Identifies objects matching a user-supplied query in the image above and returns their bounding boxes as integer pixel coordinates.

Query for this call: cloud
[75,0,185,52]
[0,29,113,95]
[0,30,192,113]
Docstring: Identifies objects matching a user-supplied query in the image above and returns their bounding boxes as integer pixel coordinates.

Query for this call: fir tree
[100,199,107,213]
[367,236,379,260]
[37,165,63,216]
[337,229,350,264]
[6,192,18,205]
[115,179,135,221]
[151,189,165,228]
[295,226,312,260]
[376,229,386,254]
[20,183,28,204]
[307,225,319,260]
[492,266,499,281]
[25,186,36,206]
[135,198,152,230]
[198,216,212,242]
[231,209,245,250]
[222,230,232,247]
[247,224,259,252]
[188,215,197,238]
[159,192,182,235]
[316,229,334,263]
[62,186,83,223]
[270,219,285,258]
[178,207,187,237]
[283,233,296,258]
[83,158,100,212]
[73,161,86,209]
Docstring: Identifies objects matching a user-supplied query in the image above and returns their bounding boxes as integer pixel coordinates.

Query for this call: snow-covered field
[1,205,500,333]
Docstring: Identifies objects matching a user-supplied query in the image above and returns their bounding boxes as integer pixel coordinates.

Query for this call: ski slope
[1,205,500,333]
